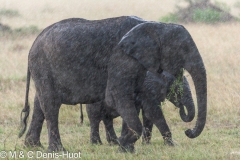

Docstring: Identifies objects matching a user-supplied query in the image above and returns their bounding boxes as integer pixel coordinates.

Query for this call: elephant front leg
[116,101,142,153]
[120,120,128,138]
[143,104,174,146]
[86,103,103,144]
[142,110,153,144]
[89,120,102,144]
[25,95,44,148]
[120,107,154,145]
[121,103,142,144]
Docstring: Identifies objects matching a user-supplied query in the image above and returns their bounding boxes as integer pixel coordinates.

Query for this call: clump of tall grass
[160,0,238,23]
[0,8,20,17]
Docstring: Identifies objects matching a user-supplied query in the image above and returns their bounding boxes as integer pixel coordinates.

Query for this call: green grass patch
[14,25,40,35]
[160,7,233,24]
[193,8,224,24]
[0,8,20,17]
[0,127,4,134]
[0,25,40,37]
[160,13,179,23]
[160,1,237,24]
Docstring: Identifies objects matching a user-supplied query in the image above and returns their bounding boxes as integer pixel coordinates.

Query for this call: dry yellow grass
[185,23,240,125]
[0,0,240,159]
[0,0,176,28]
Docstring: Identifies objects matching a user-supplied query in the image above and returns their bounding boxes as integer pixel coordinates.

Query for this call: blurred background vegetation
[160,0,240,23]
[1,0,240,33]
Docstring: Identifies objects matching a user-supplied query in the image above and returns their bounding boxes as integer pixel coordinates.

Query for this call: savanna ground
[0,0,240,159]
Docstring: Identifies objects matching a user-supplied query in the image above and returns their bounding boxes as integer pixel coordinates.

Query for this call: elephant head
[143,70,195,122]
[118,22,207,139]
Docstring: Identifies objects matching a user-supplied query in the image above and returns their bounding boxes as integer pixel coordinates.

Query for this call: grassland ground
[0,0,240,159]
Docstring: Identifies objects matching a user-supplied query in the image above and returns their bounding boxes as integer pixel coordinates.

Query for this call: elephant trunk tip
[185,129,196,138]
[181,116,194,123]
[179,107,195,123]
[185,122,205,138]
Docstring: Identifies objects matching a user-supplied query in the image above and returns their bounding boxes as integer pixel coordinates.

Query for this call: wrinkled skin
[19,16,207,152]
[105,22,207,151]
[19,16,145,152]
[86,73,194,145]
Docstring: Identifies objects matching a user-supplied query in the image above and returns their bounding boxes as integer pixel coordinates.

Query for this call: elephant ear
[118,23,162,72]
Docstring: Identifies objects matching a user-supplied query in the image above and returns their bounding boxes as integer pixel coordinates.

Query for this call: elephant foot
[91,139,103,145]
[164,138,175,146]
[118,144,135,153]
[142,127,152,145]
[90,135,103,145]
[106,134,118,145]
[142,137,151,145]
[47,144,66,152]
[108,139,119,146]
[116,138,135,153]
[24,137,44,149]
[163,132,174,146]
[142,140,151,145]
[107,136,118,145]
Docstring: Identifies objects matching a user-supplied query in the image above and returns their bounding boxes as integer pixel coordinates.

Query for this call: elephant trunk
[179,76,195,122]
[184,51,207,138]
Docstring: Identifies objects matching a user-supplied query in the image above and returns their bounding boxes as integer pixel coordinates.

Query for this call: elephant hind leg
[35,81,63,151]
[25,94,44,148]
[41,97,63,152]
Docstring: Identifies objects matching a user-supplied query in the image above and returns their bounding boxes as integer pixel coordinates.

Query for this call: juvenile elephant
[19,16,207,152]
[86,72,194,145]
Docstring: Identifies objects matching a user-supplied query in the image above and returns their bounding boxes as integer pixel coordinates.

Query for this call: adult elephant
[85,74,195,145]
[19,16,207,152]
[19,16,145,152]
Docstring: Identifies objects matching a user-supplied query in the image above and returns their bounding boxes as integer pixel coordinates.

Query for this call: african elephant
[105,22,207,151]
[85,73,194,145]
[19,16,207,152]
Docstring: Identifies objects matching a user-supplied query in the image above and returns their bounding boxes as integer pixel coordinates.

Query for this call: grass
[160,13,179,23]
[0,8,20,17]
[0,0,240,159]
[13,25,40,35]
[160,1,239,23]
[193,8,225,23]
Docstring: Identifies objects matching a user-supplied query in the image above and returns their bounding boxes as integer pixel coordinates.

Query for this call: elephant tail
[80,104,84,125]
[18,67,31,138]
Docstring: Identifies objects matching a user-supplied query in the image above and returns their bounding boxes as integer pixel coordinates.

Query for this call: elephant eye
[157,68,163,74]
